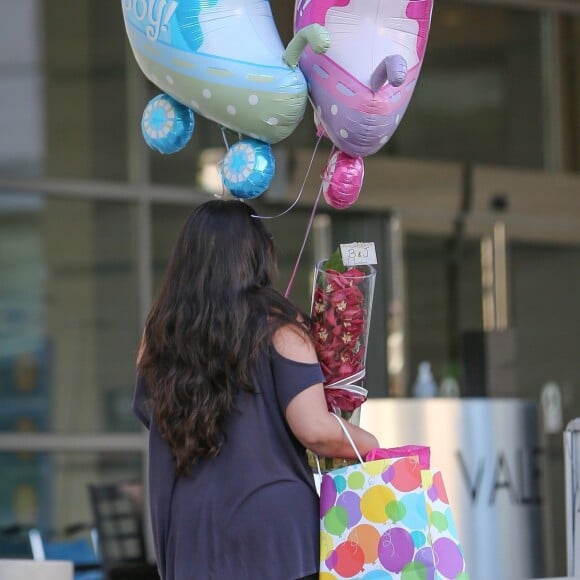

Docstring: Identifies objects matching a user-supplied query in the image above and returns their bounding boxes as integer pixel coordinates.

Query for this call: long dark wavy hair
[137,200,308,475]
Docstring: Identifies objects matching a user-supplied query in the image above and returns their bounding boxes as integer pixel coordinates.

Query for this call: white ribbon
[325,368,366,389]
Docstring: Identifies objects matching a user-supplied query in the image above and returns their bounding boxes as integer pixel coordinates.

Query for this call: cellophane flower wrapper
[309,257,376,471]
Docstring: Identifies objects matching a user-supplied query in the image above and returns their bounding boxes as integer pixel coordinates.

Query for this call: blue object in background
[141,94,194,154]
[0,341,52,535]
[30,527,103,580]
[45,539,103,580]
[221,139,275,200]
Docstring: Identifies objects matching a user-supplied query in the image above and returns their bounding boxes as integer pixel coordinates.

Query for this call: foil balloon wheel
[141,94,194,154]
[321,151,364,210]
[221,139,275,200]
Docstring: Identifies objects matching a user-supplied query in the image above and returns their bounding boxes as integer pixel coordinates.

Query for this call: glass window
[562,14,580,170]
[152,203,195,294]
[511,242,580,413]
[0,193,141,433]
[405,233,483,391]
[380,2,543,169]
[43,2,127,180]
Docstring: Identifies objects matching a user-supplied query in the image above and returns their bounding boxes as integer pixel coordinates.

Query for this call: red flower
[324,269,349,291]
[343,268,366,280]
[309,258,376,417]
[311,265,371,389]
[324,308,338,328]
[312,322,331,346]
[325,387,367,413]
[330,286,363,308]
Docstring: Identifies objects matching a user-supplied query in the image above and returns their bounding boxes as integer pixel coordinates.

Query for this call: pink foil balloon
[295,0,434,158]
[321,151,364,209]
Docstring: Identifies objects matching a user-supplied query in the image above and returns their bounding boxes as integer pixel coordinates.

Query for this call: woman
[134,199,379,580]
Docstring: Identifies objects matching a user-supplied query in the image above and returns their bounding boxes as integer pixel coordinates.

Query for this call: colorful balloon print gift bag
[318,416,469,579]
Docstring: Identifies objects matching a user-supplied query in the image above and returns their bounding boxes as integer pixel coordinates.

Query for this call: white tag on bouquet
[340,242,377,266]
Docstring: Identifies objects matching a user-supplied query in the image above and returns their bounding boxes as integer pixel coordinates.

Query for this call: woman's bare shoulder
[272,323,318,364]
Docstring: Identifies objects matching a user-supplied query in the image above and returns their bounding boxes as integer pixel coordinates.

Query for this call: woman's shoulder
[271,323,318,365]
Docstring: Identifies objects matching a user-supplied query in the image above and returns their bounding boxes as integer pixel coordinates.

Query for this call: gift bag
[318,416,469,579]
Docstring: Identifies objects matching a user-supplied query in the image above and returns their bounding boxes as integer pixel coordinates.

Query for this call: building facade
[0,0,579,575]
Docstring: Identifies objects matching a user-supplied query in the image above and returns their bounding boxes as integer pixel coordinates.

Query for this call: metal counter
[359,398,543,580]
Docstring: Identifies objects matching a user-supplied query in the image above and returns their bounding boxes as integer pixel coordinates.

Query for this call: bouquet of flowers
[310,248,376,469]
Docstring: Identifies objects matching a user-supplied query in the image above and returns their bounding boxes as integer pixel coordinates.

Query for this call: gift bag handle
[314,414,365,478]
[330,413,365,464]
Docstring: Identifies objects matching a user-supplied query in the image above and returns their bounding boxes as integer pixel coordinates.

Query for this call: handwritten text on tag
[340,242,377,266]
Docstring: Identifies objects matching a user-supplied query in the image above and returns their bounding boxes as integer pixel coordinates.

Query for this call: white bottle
[540,381,563,434]
[412,361,437,398]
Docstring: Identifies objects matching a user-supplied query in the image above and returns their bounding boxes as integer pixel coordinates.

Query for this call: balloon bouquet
[122,0,433,471]
[121,0,433,206]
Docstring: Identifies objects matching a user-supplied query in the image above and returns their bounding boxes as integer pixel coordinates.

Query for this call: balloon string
[251,134,323,220]
[220,127,231,150]
[214,127,232,199]
[284,181,323,298]
[284,145,336,299]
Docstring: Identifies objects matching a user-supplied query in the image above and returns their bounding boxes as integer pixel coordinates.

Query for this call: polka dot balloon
[221,139,275,200]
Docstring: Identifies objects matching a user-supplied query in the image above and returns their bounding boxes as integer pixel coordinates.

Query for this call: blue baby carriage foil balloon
[122,0,330,198]
[121,0,323,145]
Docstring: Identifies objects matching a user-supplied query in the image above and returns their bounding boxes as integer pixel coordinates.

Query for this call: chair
[0,524,33,559]
[28,523,103,580]
[88,482,159,580]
